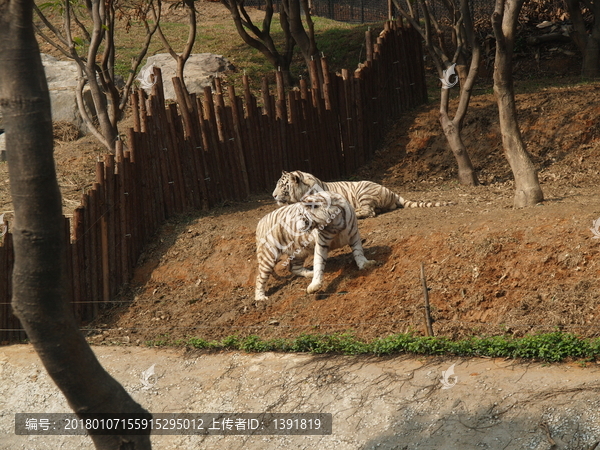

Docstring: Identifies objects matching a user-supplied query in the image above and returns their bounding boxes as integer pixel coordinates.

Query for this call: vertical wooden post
[0,224,10,341]
[104,154,117,297]
[228,85,250,196]
[117,151,131,284]
[275,70,288,170]
[309,59,322,112]
[261,77,274,118]
[95,159,110,308]
[192,97,213,209]
[420,263,434,337]
[137,89,147,133]
[202,86,227,202]
[243,74,262,191]
[64,216,75,318]
[72,207,84,322]
[366,28,374,63]
[131,91,141,133]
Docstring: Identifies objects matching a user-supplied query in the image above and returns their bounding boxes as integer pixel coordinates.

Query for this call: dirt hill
[82,83,600,346]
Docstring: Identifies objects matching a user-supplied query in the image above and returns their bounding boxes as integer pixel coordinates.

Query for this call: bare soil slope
[87,83,600,345]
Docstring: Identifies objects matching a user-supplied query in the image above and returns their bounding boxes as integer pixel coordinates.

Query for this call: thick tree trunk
[439,113,478,185]
[0,0,152,448]
[86,72,118,152]
[492,0,544,207]
[283,0,324,86]
[278,7,297,86]
[565,0,600,78]
[582,34,600,78]
[438,26,480,187]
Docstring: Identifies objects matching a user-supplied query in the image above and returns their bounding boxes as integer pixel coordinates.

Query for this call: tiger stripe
[255,191,375,301]
[273,171,452,218]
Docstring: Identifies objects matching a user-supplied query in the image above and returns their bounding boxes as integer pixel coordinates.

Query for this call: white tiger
[255,191,376,301]
[273,170,452,219]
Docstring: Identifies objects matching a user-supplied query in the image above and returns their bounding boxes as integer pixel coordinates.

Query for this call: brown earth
[0,4,597,345]
[3,10,600,450]
[79,82,600,346]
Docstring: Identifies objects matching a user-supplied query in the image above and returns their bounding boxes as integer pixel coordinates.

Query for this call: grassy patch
[144,331,600,363]
[112,9,382,92]
[36,2,381,93]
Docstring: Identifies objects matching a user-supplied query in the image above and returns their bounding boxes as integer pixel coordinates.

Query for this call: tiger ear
[298,172,315,187]
[291,172,301,183]
[282,170,289,176]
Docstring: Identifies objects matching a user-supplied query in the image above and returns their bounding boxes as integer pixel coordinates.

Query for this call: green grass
[35,1,381,94]
[144,331,600,363]
[112,9,382,93]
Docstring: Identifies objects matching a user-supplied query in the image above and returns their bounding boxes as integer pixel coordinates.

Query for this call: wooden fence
[0,20,427,342]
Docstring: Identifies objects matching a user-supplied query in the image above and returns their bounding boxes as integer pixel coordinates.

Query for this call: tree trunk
[278,6,298,86]
[86,69,118,152]
[0,0,152,448]
[565,0,600,78]
[394,0,480,186]
[439,113,478,185]
[221,0,296,86]
[582,33,600,78]
[438,18,481,187]
[283,0,324,86]
[492,0,543,207]
[156,0,197,96]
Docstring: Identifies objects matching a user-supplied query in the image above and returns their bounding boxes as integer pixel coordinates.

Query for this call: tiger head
[272,170,325,206]
[299,191,343,231]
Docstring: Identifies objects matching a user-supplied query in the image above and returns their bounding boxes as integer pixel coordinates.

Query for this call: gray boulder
[137,53,235,100]
[0,54,96,143]
[41,54,96,134]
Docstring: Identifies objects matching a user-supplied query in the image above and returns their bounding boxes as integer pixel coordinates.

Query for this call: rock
[41,54,96,134]
[137,53,235,100]
[536,20,553,29]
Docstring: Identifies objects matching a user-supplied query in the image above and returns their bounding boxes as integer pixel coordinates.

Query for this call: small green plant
[145,333,172,347]
[185,337,211,349]
[148,331,600,363]
[221,335,240,349]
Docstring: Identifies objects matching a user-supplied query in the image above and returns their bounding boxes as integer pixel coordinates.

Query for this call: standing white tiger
[273,170,452,219]
[255,191,375,301]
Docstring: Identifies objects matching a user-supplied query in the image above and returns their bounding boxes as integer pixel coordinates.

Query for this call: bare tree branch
[119,0,161,111]
[393,0,479,185]
[33,0,162,151]
[33,4,70,48]
[33,23,73,59]
[221,0,295,85]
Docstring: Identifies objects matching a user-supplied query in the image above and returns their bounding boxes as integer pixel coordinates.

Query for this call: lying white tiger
[255,191,376,301]
[273,170,451,219]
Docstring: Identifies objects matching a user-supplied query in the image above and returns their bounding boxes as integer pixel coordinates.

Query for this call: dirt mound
[86,83,600,346]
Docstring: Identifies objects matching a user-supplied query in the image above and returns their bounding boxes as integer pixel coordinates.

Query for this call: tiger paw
[255,292,269,301]
[306,281,322,294]
[292,268,314,278]
[355,208,376,219]
[357,259,377,270]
